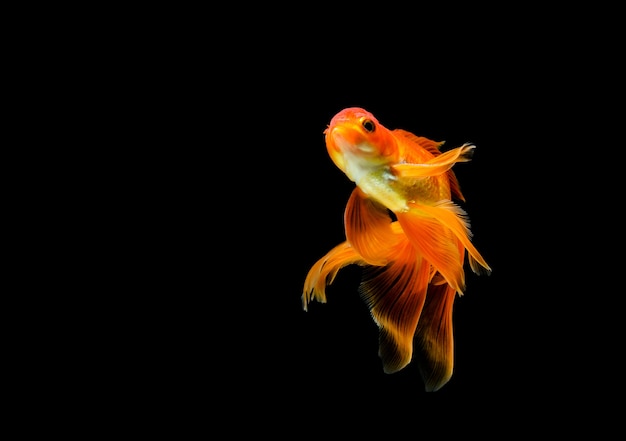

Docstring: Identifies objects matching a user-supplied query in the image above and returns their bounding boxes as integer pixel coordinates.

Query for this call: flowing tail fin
[358,234,430,373]
[413,281,457,391]
[303,189,491,391]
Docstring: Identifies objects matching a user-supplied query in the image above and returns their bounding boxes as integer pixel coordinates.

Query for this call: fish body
[303,107,491,391]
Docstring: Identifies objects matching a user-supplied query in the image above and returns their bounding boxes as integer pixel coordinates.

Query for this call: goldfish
[302,107,491,391]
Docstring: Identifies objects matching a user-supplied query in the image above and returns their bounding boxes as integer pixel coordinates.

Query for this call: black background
[138,77,572,428]
[100,10,620,435]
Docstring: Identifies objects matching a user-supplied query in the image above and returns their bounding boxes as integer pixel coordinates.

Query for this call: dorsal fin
[392,129,445,157]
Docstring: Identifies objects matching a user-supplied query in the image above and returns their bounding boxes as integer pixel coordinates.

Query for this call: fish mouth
[325,126,352,172]
[328,126,350,152]
[328,125,362,152]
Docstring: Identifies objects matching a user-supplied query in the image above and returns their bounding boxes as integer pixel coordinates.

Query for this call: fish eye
[360,118,376,133]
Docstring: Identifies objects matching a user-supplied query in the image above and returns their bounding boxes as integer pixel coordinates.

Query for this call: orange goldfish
[302,107,491,391]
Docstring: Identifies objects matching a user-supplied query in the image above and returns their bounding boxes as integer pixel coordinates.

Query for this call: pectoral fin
[392,143,475,178]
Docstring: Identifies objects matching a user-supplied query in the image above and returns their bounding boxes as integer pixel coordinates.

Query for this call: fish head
[324,107,399,178]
